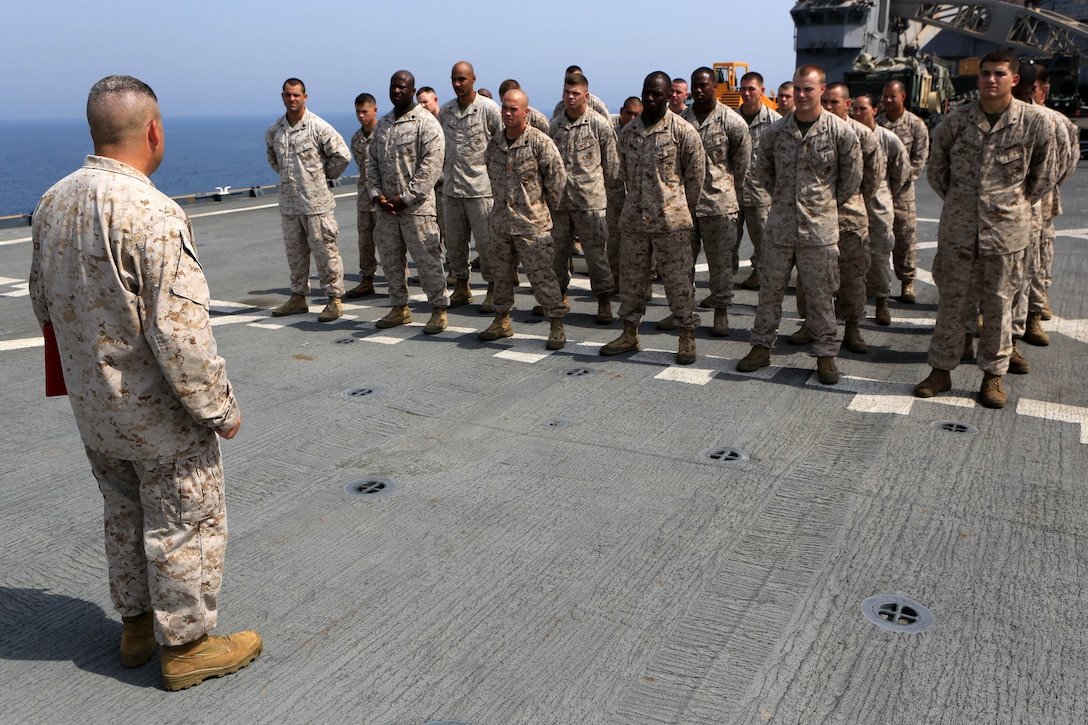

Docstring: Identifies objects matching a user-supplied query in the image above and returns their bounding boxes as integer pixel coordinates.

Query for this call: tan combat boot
[449,279,473,308]
[479,312,514,341]
[1009,341,1029,374]
[317,297,342,322]
[1023,311,1050,346]
[979,372,1006,409]
[788,324,813,345]
[546,318,566,350]
[900,280,916,304]
[736,345,770,372]
[271,293,308,317]
[698,294,713,309]
[874,297,891,326]
[711,308,729,337]
[961,333,975,362]
[600,322,640,355]
[676,328,696,365]
[816,356,839,385]
[655,314,677,331]
[376,305,412,329]
[423,307,447,335]
[344,277,375,298]
[914,368,951,398]
[596,294,613,325]
[480,281,496,314]
[161,630,262,692]
[120,612,157,668]
[740,270,760,290]
[1041,295,1052,321]
[843,320,867,354]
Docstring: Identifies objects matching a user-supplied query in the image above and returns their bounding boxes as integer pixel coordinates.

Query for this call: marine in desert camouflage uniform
[736,65,863,385]
[29,75,260,691]
[266,78,352,322]
[481,89,569,351]
[914,50,1056,409]
[346,92,380,299]
[735,71,782,289]
[368,71,449,334]
[600,71,705,365]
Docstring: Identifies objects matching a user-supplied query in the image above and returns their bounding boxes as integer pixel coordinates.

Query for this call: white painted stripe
[1017,398,1088,443]
[210,314,271,327]
[363,334,409,345]
[208,299,255,311]
[0,276,25,285]
[655,367,716,385]
[495,349,550,363]
[0,237,31,247]
[0,337,43,351]
[247,322,287,330]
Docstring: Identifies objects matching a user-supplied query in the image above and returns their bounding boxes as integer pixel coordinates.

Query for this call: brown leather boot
[740,270,760,290]
[1023,311,1050,346]
[317,297,342,322]
[816,356,839,385]
[344,277,375,298]
[788,324,813,345]
[478,313,514,341]
[161,630,262,691]
[376,305,412,329]
[874,297,891,326]
[961,333,975,362]
[843,320,867,354]
[710,308,729,337]
[900,280,916,304]
[271,293,308,317]
[736,345,771,372]
[979,372,1006,409]
[1009,341,1029,374]
[914,368,951,398]
[601,322,640,355]
[120,612,157,668]
[655,314,677,331]
[546,318,566,350]
[449,279,473,308]
[423,307,447,335]
[479,281,495,314]
[596,294,613,325]
[676,328,696,365]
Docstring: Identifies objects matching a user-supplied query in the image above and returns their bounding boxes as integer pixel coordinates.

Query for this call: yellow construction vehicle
[714,62,778,111]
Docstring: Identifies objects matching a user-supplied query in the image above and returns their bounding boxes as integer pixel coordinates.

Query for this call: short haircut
[778,81,794,92]
[854,92,879,107]
[826,81,850,98]
[1035,65,1049,84]
[283,78,306,93]
[498,79,520,97]
[355,93,376,106]
[672,77,687,86]
[646,71,671,88]
[691,66,714,82]
[623,96,643,109]
[565,65,582,74]
[740,72,765,86]
[565,72,589,90]
[980,48,1019,74]
[884,79,906,95]
[417,86,436,96]
[795,65,826,83]
[86,75,158,147]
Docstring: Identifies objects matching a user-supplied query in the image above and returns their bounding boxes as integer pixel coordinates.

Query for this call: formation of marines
[266,51,1076,409]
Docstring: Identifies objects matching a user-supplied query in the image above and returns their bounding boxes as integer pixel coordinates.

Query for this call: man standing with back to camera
[266,78,352,322]
[29,75,261,691]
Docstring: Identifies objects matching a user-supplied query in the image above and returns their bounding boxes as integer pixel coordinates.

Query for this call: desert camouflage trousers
[866,205,895,299]
[553,209,614,296]
[445,196,493,282]
[355,197,378,279]
[86,444,226,647]
[491,231,566,318]
[891,192,917,282]
[375,213,449,308]
[617,229,699,330]
[753,241,841,357]
[930,242,1023,375]
[282,211,345,297]
[1011,228,1047,337]
[607,203,623,289]
[692,214,739,309]
[736,204,769,276]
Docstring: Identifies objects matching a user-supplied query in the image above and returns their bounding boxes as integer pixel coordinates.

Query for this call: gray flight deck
[2,167,1087,724]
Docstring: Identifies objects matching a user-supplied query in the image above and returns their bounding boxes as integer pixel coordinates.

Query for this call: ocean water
[0,112,362,217]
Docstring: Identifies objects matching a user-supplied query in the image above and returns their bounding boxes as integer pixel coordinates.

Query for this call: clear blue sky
[5,0,799,121]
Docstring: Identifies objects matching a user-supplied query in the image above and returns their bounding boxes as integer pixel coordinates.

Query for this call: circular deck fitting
[699,446,750,464]
[332,337,356,345]
[861,594,935,634]
[344,477,398,498]
[931,420,979,436]
[564,367,595,377]
[540,418,570,429]
[342,386,380,400]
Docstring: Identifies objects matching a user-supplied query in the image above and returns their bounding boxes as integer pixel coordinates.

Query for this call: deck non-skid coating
[2,169,1087,723]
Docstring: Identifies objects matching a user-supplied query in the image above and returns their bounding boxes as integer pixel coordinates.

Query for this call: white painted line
[0,337,43,351]
[1,288,30,298]
[495,349,550,363]
[0,276,25,285]
[211,314,272,327]
[655,367,716,385]
[0,237,31,247]
[247,322,286,330]
[1055,227,1088,240]
[1050,315,1088,344]
[209,299,255,312]
[1017,398,1088,443]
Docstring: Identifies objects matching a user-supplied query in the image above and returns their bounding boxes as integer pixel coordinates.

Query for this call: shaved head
[86,75,159,150]
[504,88,529,109]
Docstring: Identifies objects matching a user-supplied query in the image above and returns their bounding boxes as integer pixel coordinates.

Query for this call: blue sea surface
[0,113,362,217]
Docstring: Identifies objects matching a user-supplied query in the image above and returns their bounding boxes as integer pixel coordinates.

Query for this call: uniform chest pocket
[705,136,730,164]
[993,145,1024,167]
[395,135,416,160]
